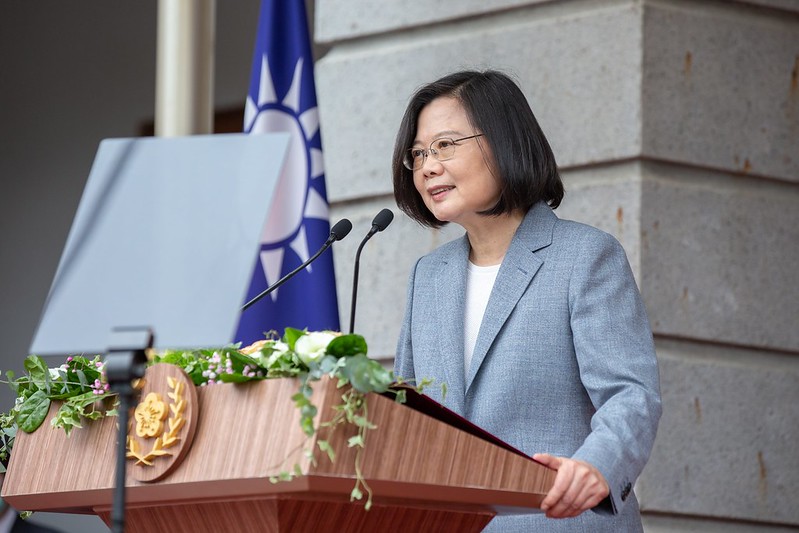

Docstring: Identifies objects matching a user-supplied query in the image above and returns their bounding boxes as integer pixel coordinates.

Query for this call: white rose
[294,332,336,365]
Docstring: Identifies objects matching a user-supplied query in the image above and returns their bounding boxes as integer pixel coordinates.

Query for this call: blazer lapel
[434,235,470,414]
[465,203,556,392]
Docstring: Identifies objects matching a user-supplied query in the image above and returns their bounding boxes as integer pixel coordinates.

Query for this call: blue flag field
[235,0,340,344]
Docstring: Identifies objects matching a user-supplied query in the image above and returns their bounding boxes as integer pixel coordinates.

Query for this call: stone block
[316,2,644,202]
[557,162,644,281]
[640,161,799,352]
[315,0,547,43]
[642,1,799,182]
[637,340,799,526]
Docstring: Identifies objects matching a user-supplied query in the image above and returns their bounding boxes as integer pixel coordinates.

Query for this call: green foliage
[0,354,115,467]
[0,330,440,513]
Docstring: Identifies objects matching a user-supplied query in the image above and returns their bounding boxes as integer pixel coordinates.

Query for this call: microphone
[349,209,394,333]
[241,218,352,311]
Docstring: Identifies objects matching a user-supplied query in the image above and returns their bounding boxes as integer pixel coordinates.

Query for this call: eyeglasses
[402,134,485,171]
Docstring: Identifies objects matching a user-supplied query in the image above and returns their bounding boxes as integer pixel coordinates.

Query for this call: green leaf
[441,382,447,401]
[326,334,367,358]
[394,389,407,404]
[347,435,364,448]
[350,486,363,501]
[228,350,260,370]
[16,390,50,433]
[319,355,341,374]
[283,328,306,351]
[75,369,88,389]
[300,404,317,419]
[23,356,49,388]
[340,355,392,394]
[217,372,253,383]
[317,439,336,462]
[300,416,314,437]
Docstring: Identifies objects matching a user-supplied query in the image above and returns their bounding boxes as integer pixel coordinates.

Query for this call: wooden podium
[2,370,555,532]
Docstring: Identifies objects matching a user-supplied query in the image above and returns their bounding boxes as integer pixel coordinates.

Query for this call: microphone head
[330,218,353,241]
[371,208,394,232]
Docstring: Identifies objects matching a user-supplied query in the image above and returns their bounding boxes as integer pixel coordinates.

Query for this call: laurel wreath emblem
[126,377,186,466]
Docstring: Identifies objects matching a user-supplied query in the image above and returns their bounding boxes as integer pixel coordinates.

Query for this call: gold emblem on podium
[126,363,198,482]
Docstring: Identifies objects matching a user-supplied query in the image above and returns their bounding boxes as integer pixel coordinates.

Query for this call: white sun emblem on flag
[243,55,328,301]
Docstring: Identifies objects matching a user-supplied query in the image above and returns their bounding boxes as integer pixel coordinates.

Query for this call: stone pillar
[314,1,799,529]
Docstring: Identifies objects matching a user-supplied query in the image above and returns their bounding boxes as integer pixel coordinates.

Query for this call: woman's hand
[532,453,610,519]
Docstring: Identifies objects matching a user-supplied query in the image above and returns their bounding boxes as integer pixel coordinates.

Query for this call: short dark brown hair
[392,70,564,228]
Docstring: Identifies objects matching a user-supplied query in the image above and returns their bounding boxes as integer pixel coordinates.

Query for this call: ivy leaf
[51,406,82,437]
[301,404,317,419]
[326,334,367,358]
[317,439,336,462]
[393,389,407,404]
[300,416,314,437]
[350,486,363,501]
[16,390,50,433]
[347,435,364,448]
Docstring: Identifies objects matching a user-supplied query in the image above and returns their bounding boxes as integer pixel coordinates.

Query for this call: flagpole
[155,0,216,137]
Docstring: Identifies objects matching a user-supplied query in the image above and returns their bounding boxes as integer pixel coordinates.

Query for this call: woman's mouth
[429,185,454,199]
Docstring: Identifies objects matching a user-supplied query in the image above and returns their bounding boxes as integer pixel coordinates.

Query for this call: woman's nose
[421,153,442,178]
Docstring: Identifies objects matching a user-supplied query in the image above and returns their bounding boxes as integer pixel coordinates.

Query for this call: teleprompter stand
[104,327,152,533]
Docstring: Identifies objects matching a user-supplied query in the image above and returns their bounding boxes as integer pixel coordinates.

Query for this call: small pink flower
[67,356,73,362]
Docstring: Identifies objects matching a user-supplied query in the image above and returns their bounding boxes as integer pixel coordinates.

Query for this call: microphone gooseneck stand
[241,218,353,312]
[349,209,394,334]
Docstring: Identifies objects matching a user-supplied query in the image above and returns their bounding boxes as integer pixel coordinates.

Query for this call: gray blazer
[395,202,662,532]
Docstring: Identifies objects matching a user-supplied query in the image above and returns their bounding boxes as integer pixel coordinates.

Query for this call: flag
[234,0,340,344]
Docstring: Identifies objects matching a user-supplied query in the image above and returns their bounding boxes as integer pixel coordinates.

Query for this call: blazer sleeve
[567,229,662,515]
[394,258,421,383]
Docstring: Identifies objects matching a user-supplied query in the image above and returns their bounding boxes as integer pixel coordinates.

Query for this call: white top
[463,261,500,382]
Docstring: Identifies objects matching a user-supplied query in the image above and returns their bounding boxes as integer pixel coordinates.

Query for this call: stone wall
[314,0,799,530]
